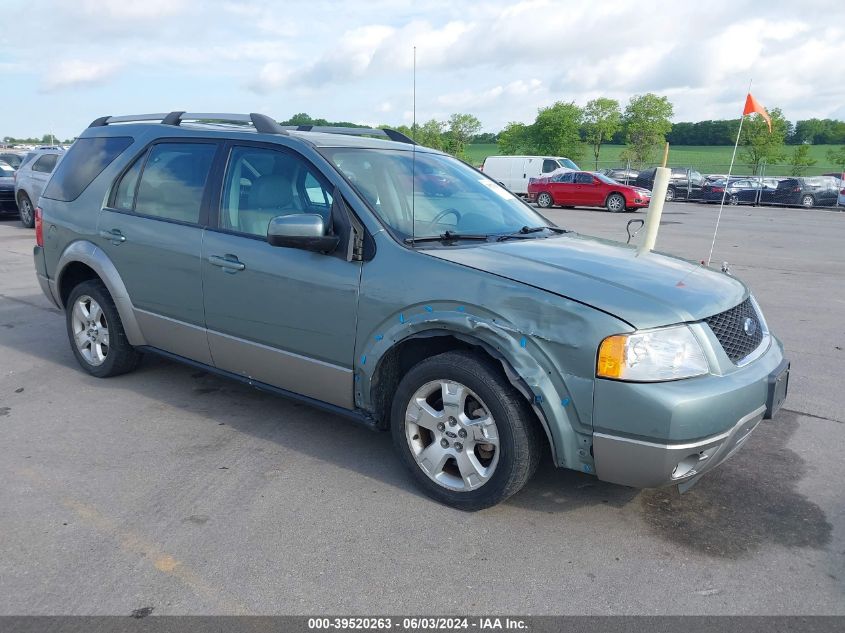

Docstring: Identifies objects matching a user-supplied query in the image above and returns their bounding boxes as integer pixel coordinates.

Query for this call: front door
[97,140,219,364]
[201,143,361,409]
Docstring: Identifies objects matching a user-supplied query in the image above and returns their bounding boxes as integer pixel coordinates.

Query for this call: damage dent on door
[354,295,630,474]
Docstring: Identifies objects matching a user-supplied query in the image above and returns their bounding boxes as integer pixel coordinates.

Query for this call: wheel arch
[55,240,146,345]
[368,327,560,464]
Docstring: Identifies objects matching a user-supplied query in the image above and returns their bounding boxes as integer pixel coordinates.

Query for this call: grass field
[466,143,844,176]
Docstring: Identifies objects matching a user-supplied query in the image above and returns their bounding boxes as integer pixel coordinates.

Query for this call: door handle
[99,229,126,244]
[208,254,245,272]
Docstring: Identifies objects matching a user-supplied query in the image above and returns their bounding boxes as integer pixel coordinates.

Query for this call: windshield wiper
[404,230,491,245]
[496,225,569,241]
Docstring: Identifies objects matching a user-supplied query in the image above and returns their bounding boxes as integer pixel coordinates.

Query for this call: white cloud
[41,60,123,92]
[1,0,844,137]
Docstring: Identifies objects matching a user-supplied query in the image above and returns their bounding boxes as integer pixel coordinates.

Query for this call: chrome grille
[704,298,764,363]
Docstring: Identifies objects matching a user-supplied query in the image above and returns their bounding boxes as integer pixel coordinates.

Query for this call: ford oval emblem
[743,317,757,336]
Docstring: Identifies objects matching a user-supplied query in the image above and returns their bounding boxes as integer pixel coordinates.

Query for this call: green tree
[826,146,845,171]
[622,93,674,167]
[740,107,788,174]
[583,98,621,169]
[789,144,817,176]
[414,119,446,150]
[532,101,584,161]
[497,122,534,155]
[444,113,482,159]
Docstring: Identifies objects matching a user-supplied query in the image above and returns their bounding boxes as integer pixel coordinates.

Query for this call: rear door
[548,171,575,205]
[576,172,604,206]
[201,142,361,409]
[28,153,60,202]
[97,139,219,364]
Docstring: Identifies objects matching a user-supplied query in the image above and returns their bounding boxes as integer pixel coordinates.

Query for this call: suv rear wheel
[66,280,141,378]
[801,194,815,208]
[391,350,542,511]
[665,186,676,202]
[18,192,34,228]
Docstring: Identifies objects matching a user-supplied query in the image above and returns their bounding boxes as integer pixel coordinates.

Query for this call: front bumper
[592,336,787,488]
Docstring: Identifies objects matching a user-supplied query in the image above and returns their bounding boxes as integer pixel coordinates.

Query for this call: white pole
[637,166,671,255]
[707,80,752,266]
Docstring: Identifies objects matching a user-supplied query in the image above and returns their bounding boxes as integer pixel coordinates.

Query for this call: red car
[527,171,651,212]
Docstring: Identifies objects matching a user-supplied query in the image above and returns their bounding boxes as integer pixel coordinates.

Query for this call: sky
[2,0,845,139]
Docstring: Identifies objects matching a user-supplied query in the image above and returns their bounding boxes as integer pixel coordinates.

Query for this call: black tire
[665,186,676,202]
[606,193,626,213]
[391,350,543,511]
[728,194,739,206]
[18,192,34,228]
[536,192,553,208]
[801,194,814,208]
[65,279,142,378]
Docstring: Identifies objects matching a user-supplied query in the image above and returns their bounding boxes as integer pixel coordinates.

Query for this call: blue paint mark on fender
[520,337,527,348]
[534,394,543,404]
[424,305,433,312]
[582,463,593,474]
[561,397,570,406]
[360,355,367,365]
[399,313,405,324]
[374,334,383,341]
[456,306,466,312]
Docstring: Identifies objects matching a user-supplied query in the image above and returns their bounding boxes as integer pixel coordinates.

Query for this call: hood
[423,233,747,329]
[0,176,14,189]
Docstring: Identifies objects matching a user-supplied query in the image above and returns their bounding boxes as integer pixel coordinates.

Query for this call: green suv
[33,112,789,510]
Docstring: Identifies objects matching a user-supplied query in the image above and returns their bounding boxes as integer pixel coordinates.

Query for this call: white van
[481,155,579,195]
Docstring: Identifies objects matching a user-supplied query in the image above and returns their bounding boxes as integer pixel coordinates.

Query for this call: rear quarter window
[43,136,133,202]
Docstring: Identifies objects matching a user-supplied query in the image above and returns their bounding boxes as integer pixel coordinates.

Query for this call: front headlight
[597,325,709,381]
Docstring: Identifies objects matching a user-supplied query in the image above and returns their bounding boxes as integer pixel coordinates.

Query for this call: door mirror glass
[267,214,339,253]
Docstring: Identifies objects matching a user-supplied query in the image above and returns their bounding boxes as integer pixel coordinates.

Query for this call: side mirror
[267,214,339,253]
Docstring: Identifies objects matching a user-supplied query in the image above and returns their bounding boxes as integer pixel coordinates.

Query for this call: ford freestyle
[32,112,789,510]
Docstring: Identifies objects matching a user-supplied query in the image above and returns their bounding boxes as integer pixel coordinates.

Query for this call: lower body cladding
[591,338,788,489]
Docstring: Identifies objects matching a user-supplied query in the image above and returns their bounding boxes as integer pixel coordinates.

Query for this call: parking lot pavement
[0,203,843,616]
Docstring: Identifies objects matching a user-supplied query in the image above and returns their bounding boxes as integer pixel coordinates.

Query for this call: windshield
[1,154,22,169]
[324,148,553,240]
[0,162,13,176]
[558,158,578,170]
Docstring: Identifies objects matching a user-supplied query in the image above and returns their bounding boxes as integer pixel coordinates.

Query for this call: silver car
[14,148,63,228]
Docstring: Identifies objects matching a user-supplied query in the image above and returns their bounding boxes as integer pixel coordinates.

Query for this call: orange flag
[743,93,771,132]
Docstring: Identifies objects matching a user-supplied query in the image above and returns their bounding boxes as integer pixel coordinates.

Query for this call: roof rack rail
[88,112,288,135]
[284,125,417,146]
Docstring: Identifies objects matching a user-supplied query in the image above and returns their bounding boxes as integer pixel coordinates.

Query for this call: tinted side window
[32,154,58,173]
[134,143,216,224]
[44,136,133,201]
[542,159,558,173]
[220,146,333,238]
[111,152,146,211]
[575,173,593,184]
[560,172,575,183]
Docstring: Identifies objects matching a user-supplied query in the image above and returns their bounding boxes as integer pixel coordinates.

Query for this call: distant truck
[482,155,578,196]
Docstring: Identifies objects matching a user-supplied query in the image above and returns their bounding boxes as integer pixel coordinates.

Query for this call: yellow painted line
[15,467,249,614]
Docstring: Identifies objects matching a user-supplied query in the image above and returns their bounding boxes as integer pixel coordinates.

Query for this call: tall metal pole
[412,46,416,141]
[707,79,752,266]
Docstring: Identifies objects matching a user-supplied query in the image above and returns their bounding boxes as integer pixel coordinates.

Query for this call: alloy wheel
[404,379,500,491]
[71,295,110,366]
[19,196,33,225]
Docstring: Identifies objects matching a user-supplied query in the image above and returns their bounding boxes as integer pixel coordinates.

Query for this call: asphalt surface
[0,202,843,615]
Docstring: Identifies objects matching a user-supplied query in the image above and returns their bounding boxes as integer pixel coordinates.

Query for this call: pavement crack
[780,408,843,424]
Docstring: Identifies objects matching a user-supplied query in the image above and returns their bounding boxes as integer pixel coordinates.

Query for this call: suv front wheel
[66,279,142,378]
[391,350,542,511]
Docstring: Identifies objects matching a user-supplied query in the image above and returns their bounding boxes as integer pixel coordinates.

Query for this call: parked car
[528,170,651,212]
[700,177,781,205]
[33,111,788,510]
[839,183,845,208]
[14,148,63,227]
[600,167,639,184]
[481,155,579,196]
[635,167,706,201]
[0,151,27,171]
[0,161,17,217]
[771,176,841,208]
